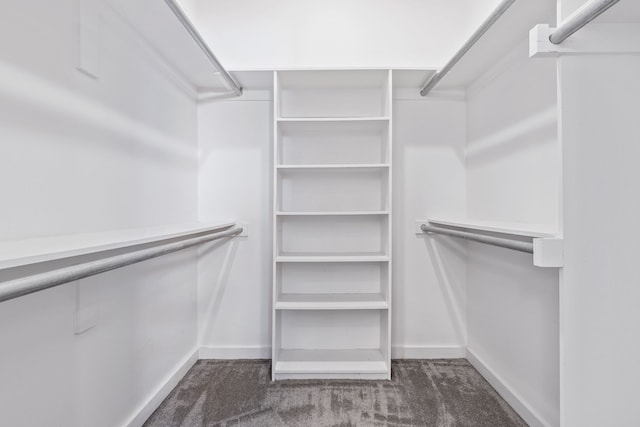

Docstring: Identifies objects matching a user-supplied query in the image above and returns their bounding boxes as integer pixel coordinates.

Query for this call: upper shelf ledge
[415,218,563,268]
[105,0,241,95]
[0,221,236,270]
[424,218,557,238]
[425,0,556,92]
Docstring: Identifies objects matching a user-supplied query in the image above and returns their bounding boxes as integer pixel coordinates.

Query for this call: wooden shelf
[277,256,389,263]
[276,69,391,89]
[420,218,563,268]
[276,252,389,263]
[275,293,388,310]
[0,221,236,270]
[272,69,392,380]
[277,164,390,171]
[425,218,557,238]
[277,117,390,123]
[277,211,389,216]
[274,349,388,379]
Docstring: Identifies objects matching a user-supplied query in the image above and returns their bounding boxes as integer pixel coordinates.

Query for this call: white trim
[199,345,272,359]
[391,345,466,359]
[200,345,466,360]
[466,349,555,427]
[124,349,199,427]
[530,23,640,58]
[274,372,390,380]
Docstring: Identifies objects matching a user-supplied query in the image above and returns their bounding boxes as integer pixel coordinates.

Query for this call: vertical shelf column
[272,70,393,380]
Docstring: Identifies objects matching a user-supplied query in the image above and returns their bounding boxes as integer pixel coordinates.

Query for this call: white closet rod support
[419,0,516,96]
[163,0,242,96]
[0,226,243,303]
[420,224,533,254]
[549,0,621,44]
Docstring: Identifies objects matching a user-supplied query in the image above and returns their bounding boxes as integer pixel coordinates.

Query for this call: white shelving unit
[272,70,393,380]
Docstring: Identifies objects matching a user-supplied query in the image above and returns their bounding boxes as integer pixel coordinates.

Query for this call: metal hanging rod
[0,226,243,303]
[163,0,242,96]
[420,0,516,97]
[420,223,533,254]
[549,0,621,44]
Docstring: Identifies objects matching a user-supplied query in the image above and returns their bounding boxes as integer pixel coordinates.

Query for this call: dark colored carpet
[144,359,527,426]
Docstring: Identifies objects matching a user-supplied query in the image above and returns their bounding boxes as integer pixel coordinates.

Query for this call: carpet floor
[144,359,527,427]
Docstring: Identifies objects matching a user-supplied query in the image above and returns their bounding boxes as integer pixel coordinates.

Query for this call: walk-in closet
[2,0,639,426]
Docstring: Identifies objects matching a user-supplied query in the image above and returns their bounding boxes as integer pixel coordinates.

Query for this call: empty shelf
[275,349,388,376]
[277,164,390,171]
[276,252,389,263]
[275,293,388,310]
[0,221,236,270]
[277,117,390,123]
[426,218,557,238]
[276,211,389,216]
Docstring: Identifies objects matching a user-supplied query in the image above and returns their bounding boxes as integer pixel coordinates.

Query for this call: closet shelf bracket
[550,0,620,45]
[530,23,640,58]
[416,221,563,268]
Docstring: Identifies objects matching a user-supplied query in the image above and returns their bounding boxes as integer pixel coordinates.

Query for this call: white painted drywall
[179,0,504,70]
[196,84,469,358]
[393,94,468,357]
[466,42,560,226]
[0,1,201,426]
[558,54,640,427]
[465,41,560,426]
[197,95,273,357]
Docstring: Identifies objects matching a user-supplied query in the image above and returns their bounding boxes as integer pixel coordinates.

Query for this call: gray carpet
[144,359,527,426]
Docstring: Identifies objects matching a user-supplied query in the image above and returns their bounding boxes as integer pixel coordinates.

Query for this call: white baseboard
[198,345,464,360]
[199,345,271,359]
[392,345,466,359]
[124,349,199,427]
[466,349,554,427]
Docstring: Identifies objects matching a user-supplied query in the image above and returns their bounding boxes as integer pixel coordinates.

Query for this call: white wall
[197,94,272,357]
[465,42,560,427]
[553,2,640,425]
[0,0,197,241]
[466,43,560,226]
[0,1,200,425]
[180,0,504,70]
[196,82,469,358]
[559,54,640,427]
[393,94,468,357]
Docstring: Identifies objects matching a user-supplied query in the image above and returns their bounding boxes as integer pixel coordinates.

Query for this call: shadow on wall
[392,97,466,166]
[0,60,196,166]
[466,106,557,165]
[197,238,240,344]
[423,236,467,344]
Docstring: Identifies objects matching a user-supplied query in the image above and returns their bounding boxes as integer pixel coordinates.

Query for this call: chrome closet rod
[420,0,516,96]
[163,0,243,96]
[420,224,533,254]
[549,0,621,44]
[0,226,243,303]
